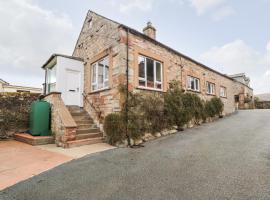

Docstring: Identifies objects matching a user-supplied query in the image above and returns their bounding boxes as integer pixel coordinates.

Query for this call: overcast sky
[0,0,269,94]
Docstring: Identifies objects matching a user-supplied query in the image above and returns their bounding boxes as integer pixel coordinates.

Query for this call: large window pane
[92,64,97,83]
[91,56,109,91]
[146,58,154,88]
[156,62,161,82]
[98,62,104,89]
[138,55,163,90]
[138,56,145,78]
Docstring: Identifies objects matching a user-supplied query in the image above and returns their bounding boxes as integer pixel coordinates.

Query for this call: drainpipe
[126,28,131,147]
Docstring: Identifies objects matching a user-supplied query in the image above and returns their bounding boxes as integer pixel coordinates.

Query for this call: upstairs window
[91,56,109,91]
[187,76,200,92]
[206,81,215,95]
[220,86,227,97]
[138,55,162,90]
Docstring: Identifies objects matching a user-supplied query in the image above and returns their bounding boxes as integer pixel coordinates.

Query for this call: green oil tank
[29,100,51,136]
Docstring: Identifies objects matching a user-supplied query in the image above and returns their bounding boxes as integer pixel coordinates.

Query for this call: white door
[65,70,81,106]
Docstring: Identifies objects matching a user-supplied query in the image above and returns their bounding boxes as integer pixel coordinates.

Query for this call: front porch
[42,54,104,148]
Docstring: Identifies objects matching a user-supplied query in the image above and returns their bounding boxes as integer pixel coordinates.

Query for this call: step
[76,128,100,134]
[65,137,103,148]
[77,124,97,129]
[72,115,92,121]
[70,111,88,116]
[76,132,103,140]
[14,133,54,146]
[75,119,94,124]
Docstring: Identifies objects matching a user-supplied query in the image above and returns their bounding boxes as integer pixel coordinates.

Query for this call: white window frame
[220,86,227,98]
[138,55,163,91]
[46,65,57,94]
[206,81,215,95]
[91,56,109,92]
[187,76,200,92]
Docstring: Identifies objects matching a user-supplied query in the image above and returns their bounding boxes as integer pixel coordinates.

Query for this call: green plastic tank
[29,100,51,136]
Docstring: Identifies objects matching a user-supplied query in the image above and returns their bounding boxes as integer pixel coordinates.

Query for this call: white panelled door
[65,70,81,106]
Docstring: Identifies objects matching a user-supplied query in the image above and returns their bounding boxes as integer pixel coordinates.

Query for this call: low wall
[43,92,77,147]
[0,92,39,137]
[256,101,270,109]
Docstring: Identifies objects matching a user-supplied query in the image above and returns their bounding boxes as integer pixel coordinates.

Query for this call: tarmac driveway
[1,110,270,200]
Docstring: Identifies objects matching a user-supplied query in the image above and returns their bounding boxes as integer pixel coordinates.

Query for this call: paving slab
[0,140,72,190]
[37,143,115,158]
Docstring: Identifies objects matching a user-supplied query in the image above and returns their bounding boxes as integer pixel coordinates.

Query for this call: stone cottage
[42,10,253,148]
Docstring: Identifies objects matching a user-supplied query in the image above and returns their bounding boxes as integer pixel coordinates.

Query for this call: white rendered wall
[56,56,84,107]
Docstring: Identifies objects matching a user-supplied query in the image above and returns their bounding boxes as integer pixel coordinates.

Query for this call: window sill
[136,86,164,92]
[206,93,216,96]
[220,96,227,99]
[88,87,111,94]
[186,89,201,94]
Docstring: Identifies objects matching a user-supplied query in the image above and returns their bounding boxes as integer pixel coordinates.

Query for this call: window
[220,86,227,97]
[91,56,109,91]
[138,55,163,90]
[206,81,215,95]
[47,65,56,93]
[187,76,200,92]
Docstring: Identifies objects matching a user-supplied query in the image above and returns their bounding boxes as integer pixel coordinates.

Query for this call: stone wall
[72,11,123,126]
[0,92,39,137]
[256,101,270,109]
[119,27,237,115]
[232,81,254,109]
[44,92,77,147]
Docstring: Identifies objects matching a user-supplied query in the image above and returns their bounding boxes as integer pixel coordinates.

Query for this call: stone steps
[66,105,103,148]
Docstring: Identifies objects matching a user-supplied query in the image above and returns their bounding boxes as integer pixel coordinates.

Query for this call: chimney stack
[143,21,156,40]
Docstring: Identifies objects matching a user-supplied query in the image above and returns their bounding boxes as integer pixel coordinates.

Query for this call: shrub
[103,113,125,145]
[182,93,205,124]
[205,100,216,118]
[140,93,167,133]
[164,81,188,129]
[205,97,224,118]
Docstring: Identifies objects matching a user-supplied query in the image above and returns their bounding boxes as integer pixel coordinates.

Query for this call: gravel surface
[1,110,270,200]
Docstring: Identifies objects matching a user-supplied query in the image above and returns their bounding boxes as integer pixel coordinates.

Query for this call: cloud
[212,6,235,21]
[0,0,75,87]
[110,0,155,13]
[199,40,270,94]
[265,70,270,76]
[189,0,225,15]
[188,0,235,20]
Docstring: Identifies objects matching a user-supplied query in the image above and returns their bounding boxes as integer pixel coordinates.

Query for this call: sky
[0,0,269,94]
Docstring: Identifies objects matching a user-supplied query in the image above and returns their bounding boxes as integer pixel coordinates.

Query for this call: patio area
[0,140,114,190]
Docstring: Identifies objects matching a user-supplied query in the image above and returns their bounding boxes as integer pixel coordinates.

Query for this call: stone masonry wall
[0,92,39,137]
[119,28,237,115]
[73,11,124,126]
[44,93,77,147]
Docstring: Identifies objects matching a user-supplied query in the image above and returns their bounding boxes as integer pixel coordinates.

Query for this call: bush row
[104,81,224,145]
